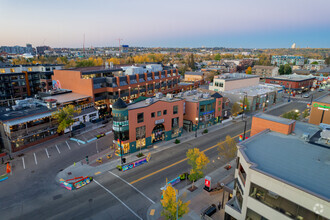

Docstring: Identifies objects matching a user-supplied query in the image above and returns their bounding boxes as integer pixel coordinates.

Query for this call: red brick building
[265,75,315,93]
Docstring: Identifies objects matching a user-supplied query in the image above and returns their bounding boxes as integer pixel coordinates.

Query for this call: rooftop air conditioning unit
[156,92,163,99]
[166,93,174,100]
[203,93,210,99]
[145,98,154,105]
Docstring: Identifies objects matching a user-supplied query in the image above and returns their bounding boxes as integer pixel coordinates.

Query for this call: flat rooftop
[42,92,91,104]
[315,94,330,104]
[222,84,282,97]
[127,96,182,110]
[254,113,295,125]
[214,73,259,81]
[0,105,53,123]
[240,122,330,201]
[266,73,315,81]
[185,71,203,76]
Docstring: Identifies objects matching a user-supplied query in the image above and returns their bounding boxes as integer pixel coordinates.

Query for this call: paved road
[1,91,328,219]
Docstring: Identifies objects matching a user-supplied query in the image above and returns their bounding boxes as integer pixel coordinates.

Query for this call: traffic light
[122,158,126,164]
[85,156,89,164]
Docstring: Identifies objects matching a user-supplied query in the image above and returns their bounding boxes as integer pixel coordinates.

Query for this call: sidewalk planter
[116,165,122,171]
[136,153,144,158]
[203,129,208,134]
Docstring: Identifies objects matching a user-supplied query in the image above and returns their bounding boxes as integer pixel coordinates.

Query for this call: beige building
[225,114,330,220]
[252,65,279,78]
[184,71,204,82]
[209,73,260,92]
[309,95,330,125]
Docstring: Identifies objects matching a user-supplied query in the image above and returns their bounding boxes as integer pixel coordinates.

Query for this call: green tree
[161,184,190,220]
[187,53,196,70]
[302,109,309,118]
[278,65,285,75]
[284,64,292,74]
[186,148,209,181]
[231,102,241,117]
[214,54,221,61]
[282,110,300,120]
[52,105,81,137]
[75,59,95,67]
[310,61,319,65]
[325,57,330,65]
[217,135,237,159]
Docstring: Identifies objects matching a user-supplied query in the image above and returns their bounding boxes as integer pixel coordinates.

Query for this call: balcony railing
[238,171,246,186]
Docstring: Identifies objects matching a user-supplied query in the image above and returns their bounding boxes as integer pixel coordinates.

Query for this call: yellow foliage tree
[245,66,252,74]
[186,148,209,181]
[217,135,237,160]
[108,58,120,65]
[161,184,190,220]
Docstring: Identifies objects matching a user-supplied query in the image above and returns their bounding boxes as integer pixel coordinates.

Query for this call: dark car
[201,204,217,217]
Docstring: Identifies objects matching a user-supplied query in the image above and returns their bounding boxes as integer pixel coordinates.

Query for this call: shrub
[137,152,144,158]
[116,165,122,171]
[203,129,208,134]
[175,139,180,144]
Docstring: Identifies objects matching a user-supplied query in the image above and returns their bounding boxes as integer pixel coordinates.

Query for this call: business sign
[313,103,330,109]
[155,119,164,125]
[204,176,211,191]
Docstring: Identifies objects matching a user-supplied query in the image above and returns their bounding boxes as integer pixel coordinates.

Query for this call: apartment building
[271,55,305,66]
[252,65,279,78]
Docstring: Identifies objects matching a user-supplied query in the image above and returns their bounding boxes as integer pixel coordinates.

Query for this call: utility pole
[119,124,123,165]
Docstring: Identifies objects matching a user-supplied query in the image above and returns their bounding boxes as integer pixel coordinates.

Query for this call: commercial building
[222,84,284,112]
[209,73,260,92]
[317,67,330,76]
[265,74,315,93]
[184,71,204,82]
[309,95,330,125]
[112,90,223,155]
[52,65,201,115]
[0,64,63,102]
[225,114,330,220]
[252,65,279,78]
[271,55,305,66]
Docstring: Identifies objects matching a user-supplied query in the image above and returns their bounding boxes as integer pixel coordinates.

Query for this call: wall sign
[155,119,164,124]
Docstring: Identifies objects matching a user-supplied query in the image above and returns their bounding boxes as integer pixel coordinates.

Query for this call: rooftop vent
[145,98,154,105]
[156,92,163,99]
[166,93,174,100]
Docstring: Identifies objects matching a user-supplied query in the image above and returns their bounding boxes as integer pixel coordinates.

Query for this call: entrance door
[152,124,165,143]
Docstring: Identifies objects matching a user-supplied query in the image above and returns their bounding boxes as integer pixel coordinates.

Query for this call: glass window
[173,105,178,114]
[172,117,179,128]
[163,110,167,115]
[151,112,155,118]
[136,126,146,140]
[137,113,144,123]
[200,105,205,112]
[157,111,161,116]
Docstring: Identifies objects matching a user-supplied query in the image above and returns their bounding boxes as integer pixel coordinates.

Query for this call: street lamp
[295,109,299,113]
[118,124,123,165]
[195,117,198,137]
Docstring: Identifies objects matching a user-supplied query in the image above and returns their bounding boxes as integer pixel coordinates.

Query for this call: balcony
[226,197,241,213]
[238,170,246,186]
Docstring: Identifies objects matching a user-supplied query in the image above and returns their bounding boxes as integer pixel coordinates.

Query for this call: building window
[173,105,178,114]
[246,208,268,220]
[10,68,15,73]
[157,111,161,116]
[200,105,205,112]
[219,82,223,87]
[0,69,5,73]
[137,113,144,123]
[163,110,167,115]
[136,126,146,148]
[218,100,221,105]
[249,183,324,220]
[218,107,221,112]
[28,68,32,71]
[151,112,155,118]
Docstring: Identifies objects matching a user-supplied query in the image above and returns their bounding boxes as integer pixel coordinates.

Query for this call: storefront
[152,124,165,143]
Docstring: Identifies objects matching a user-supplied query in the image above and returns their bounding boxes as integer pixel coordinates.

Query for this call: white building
[225,116,330,220]
[209,73,260,92]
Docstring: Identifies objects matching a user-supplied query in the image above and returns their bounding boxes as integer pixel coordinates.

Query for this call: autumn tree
[52,105,81,137]
[214,54,221,61]
[245,66,252,74]
[186,148,209,181]
[282,110,300,120]
[218,135,237,160]
[231,102,241,117]
[161,184,190,220]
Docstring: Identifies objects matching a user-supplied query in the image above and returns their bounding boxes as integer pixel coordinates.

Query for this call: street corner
[146,201,163,220]
[55,161,90,184]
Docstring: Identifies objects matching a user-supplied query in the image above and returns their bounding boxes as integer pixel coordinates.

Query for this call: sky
[0,0,330,48]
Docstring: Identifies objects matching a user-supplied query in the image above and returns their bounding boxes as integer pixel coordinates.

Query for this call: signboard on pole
[204,176,211,191]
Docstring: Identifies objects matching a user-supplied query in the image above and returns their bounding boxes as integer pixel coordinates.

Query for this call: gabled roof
[112,98,127,109]
[211,92,223,98]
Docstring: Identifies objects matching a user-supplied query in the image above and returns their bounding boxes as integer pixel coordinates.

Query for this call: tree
[161,184,190,220]
[231,102,241,117]
[245,66,252,75]
[302,109,309,118]
[283,64,292,74]
[186,148,209,181]
[282,110,299,120]
[310,61,319,65]
[241,97,250,112]
[75,59,95,67]
[52,105,81,137]
[218,135,237,159]
[187,54,196,70]
[214,54,221,61]
[325,57,330,65]
[278,65,285,75]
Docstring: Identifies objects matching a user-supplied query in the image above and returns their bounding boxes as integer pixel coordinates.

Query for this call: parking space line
[34,153,38,165]
[45,148,50,158]
[22,157,25,169]
[108,171,155,204]
[66,141,71,150]
[94,180,143,220]
[77,141,80,146]
[55,145,61,154]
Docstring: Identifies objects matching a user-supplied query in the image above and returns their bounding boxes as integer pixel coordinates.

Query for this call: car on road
[318,89,324,92]
[201,204,217,217]
[303,94,310,98]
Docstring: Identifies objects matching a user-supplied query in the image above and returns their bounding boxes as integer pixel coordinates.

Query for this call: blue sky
[0,0,329,48]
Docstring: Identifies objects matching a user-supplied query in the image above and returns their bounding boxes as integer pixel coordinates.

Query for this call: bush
[137,152,144,158]
[175,139,180,144]
[203,129,208,134]
[116,165,122,171]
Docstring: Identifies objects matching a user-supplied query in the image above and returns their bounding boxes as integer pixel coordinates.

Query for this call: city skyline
[1,0,330,48]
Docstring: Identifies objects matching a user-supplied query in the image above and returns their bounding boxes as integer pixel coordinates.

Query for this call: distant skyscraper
[291,43,296,49]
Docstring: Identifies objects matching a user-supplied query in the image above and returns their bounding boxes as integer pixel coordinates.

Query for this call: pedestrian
[1,157,4,164]
[218,202,222,210]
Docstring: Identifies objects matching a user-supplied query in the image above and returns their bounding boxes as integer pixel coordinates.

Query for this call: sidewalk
[55,99,291,183]
[146,159,236,220]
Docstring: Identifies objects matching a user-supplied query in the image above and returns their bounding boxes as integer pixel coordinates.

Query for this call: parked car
[318,89,324,92]
[303,94,310,98]
[201,204,217,217]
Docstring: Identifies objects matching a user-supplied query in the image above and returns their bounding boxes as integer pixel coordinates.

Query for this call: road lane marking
[55,145,61,154]
[95,171,101,175]
[22,157,25,169]
[108,171,155,204]
[150,209,155,216]
[66,141,71,150]
[34,153,38,165]
[45,148,50,158]
[94,180,143,220]
[130,129,251,185]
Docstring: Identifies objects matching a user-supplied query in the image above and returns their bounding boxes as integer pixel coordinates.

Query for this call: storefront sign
[204,176,211,191]
[313,103,330,109]
[155,119,164,124]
